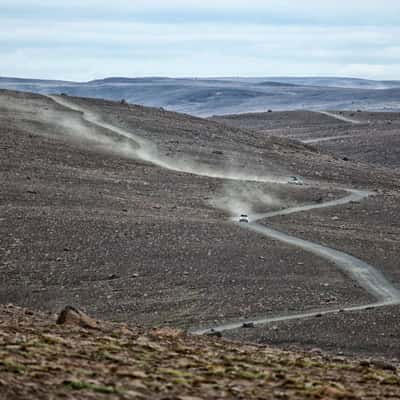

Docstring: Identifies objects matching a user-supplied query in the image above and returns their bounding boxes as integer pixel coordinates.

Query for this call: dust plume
[47,95,289,186]
[210,180,281,220]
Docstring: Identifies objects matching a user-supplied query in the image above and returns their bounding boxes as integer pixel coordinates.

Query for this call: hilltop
[1,76,400,116]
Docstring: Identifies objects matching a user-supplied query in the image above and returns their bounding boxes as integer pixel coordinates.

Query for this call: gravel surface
[1,89,400,360]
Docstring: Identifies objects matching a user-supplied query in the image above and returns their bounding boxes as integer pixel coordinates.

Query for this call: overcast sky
[1,0,399,81]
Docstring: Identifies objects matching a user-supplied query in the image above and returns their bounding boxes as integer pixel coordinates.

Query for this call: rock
[212,150,223,155]
[332,356,346,363]
[242,322,255,329]
[56,306,99,329]
[311,348,323,354]
[359,359,370,367]
[150,327,183,338]
[107,274,119,280]
[319,385,349,398]
[206,329,222,338]
[371,360,397,371]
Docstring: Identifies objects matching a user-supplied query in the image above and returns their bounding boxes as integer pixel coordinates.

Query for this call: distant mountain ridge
[1,76,400,116]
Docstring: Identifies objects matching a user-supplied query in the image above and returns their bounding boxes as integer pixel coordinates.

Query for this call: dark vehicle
[288,176,304,185]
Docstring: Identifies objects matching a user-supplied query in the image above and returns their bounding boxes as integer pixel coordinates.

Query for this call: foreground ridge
[1,304,400,399]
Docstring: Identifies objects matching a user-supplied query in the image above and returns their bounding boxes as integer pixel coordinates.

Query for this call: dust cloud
[47,95,288,187]
[210,181,281,219]
[5,93,286,218]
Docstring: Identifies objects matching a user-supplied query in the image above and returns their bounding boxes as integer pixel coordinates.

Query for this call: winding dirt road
[193,189,400,334]
[48,95,400,335]
[317,111,363,124]
[301,134,363,144]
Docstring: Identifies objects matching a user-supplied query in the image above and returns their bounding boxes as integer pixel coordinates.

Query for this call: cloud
[2,1,400,24]
[0,1,399,80]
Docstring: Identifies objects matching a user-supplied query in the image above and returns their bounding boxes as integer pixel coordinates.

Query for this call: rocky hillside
[1,304,400,399]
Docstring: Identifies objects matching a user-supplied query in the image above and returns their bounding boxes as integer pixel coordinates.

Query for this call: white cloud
[1,1,400,80]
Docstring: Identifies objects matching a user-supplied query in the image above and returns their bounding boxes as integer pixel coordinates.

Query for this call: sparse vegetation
[1,305,400,399]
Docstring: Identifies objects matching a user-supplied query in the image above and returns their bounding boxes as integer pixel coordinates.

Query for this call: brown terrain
[1,89,400,397]
[2,304,400,400]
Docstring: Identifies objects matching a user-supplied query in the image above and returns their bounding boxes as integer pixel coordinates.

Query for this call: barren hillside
[1,89,400,362]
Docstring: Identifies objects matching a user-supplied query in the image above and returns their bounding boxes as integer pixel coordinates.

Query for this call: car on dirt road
[288,176,304,185]
[239,214,249,223]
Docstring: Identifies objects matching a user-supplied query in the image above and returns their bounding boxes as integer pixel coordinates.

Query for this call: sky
[1,0,400,81]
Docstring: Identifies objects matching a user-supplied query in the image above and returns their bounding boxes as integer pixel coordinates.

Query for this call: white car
[239,214,249,223]
[288,176,304,185]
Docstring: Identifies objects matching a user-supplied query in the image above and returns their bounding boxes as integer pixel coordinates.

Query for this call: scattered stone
[332,356,346,363]
[107,274,119,280]
[372,360,397,371]
[318,385,349,398]
[359,359,370,367]
[56,306,99,329]
[311,348,323,354]
[212,150,223,155]
[150,327,183,338]
[206,329,222,338]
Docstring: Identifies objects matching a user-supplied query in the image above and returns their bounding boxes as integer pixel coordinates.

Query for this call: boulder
[56,306,99,329]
